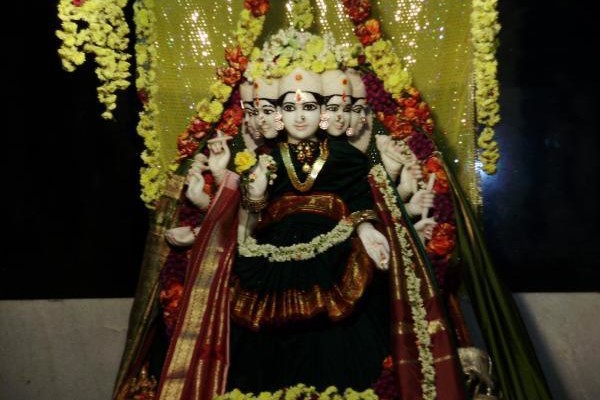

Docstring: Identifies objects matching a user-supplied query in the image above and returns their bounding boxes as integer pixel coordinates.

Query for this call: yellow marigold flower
[251,47,261,60]
[210,81,233,103]
[276,56,290,67]
[311,59,325,73]
[323,52,337,70]
[234,150,257,173]
[306,37,324,57]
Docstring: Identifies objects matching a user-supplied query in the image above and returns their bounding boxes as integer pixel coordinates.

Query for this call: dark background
[1,1,598,299]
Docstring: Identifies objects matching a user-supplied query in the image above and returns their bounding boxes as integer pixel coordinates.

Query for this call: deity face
[256,99,278,139]
[350,97,368,136]
[279,91,321,143]
[325,95,352,137]
[242,102,258,139]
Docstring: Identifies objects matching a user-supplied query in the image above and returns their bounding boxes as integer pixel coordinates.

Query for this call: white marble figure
[253,78,280,140]
[346,68,372,153]
[240,81,260,152]
[245,67,390,270]
[165,131,232,247]
[321,70,352,137]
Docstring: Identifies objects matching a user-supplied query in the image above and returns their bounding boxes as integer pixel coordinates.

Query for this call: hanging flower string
[290,0,314,31]
[56,0,131,120]
[133,0,172,207]
[343,1,455,289]
[472,0,501,174]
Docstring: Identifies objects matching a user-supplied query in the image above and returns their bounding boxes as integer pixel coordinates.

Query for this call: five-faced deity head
[240,81,259,140]
[253,78,280,140]
[321,70,352,137]
[277,67,323,143]
[346,68,369,137]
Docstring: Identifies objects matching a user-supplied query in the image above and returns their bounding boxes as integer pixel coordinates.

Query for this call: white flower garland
[371,164,437,400]
[216,384,378,400]
[238,218,355,262]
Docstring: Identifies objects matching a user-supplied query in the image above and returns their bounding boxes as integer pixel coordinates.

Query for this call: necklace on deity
[281,139,329,192]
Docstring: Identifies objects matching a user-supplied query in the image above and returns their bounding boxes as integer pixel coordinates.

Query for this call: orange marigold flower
[403,106,418,120]
[382,355,393,370]
[244,0,270,17]
[177,130,199,159]
[424,156,443,173]
[427,223,455,256]
[189,118,211,137]
[217,105,244,136]
[355,19,381,46]
[217,67,242,87]
[225,46,249,72]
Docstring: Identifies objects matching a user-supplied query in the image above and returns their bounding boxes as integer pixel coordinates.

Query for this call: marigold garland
[56,0,131,120]
[472,0,501,174]
[176,3,267,163]
[133,0,172,207]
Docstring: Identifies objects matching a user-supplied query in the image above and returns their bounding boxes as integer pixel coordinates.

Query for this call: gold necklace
[281,139,329,192]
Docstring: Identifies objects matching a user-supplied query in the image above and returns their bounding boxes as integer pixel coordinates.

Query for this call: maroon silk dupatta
[156,171,240,400]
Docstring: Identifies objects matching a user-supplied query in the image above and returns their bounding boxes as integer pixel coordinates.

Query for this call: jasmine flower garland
[370,164,437,400]
[216,384,378,400]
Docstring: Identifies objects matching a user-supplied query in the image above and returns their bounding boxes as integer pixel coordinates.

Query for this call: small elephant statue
[458,347,499,399]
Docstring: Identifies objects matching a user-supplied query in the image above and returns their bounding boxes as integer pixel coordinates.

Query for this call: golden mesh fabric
[152,0,479,205]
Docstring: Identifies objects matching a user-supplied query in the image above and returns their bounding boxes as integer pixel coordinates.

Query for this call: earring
[346,127,354,137]
[274,111,284,131]
[319,112,330,130]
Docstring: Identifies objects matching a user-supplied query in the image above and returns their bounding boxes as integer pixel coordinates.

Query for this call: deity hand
[397,164,422,201]
[186,154,211,209]
[357,222,390,271]
[165,226,198,247]
[375,135,415,182]
[207,130,233,185]
[405,189,434,218]
[413,217,437,244]
[246,157,269,200]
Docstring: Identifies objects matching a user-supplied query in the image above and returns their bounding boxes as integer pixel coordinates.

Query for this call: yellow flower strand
[56,0,131,120]
[291,0,314,31]
[134,0,173,207]
[364,40,412,98]
[472,0,501,174]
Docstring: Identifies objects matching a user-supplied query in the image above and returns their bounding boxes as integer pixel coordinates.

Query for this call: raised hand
[405,189,434,218]
[207,130,233,184]
[356,222,390,271]
[397,163,422,201]
[413,217,437,244]
[186,153,211,209]
[247,156,269,200]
